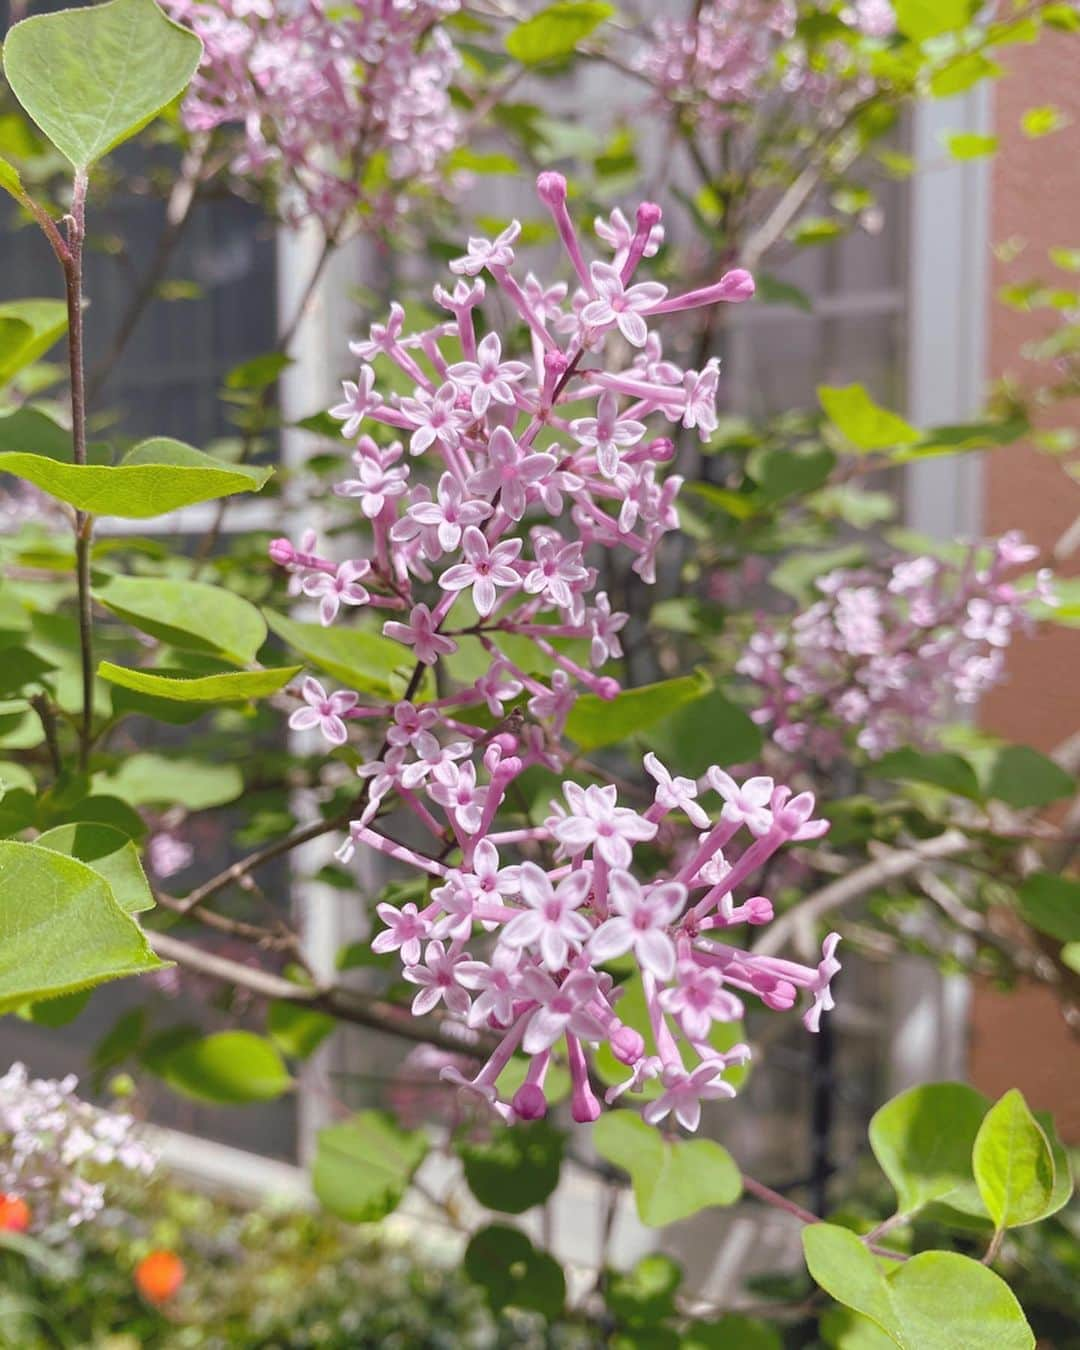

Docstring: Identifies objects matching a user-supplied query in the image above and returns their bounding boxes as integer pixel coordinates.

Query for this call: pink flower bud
[512,1083,549,1120]
[536,171,568,206]
[268,537,295,565]
[610,1022,646,1065]
[636,202,663,230]
[594,677,621,701]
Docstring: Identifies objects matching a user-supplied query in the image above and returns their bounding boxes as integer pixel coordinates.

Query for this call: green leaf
[593,1111,741,1226]
[805,1224,1034,1349]
[929,52,1002,98]
[980,744,1075,808]
[869,1082,989,1213]
[754,273,813,312]
[1015,872,1080,942]
[943,132,999,160]
[264,608,430,700]
[1,0,202,171]
[750,444,837,502]
[0,155,25,203]
[682,1315,783,1349]
[896,0,971,41]
[875,748,981,800]
[313,1111,428,1223]
[606,1253,682,1327]
[0,299,68,387]
[0,440,272,518]
[819,385,919,452]
[565,668,713,752]
[458,1119,565,1214]
[464,1223,565,1317]
[98,661,300,703]
[505,2,613,65]
[33,822,153,914]
[647,687,762,777]
[94,575,267,665]
[0,406,75,460]
[0,839,164,1012]
[94,752,243,810]
[267,1001,335,1060]
[972,1089,1055,1230]
[224,351,291,390]
[157,1030,292,1105]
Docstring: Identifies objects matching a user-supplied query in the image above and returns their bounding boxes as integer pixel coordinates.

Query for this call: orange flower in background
[0,1193,30,1232]
[134,1250,185,1304]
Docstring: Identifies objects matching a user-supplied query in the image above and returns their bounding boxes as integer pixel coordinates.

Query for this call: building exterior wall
[973,26,1080,1140]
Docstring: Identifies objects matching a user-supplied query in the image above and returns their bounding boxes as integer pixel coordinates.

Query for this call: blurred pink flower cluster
[0,1063,155,1234]
[268,177,839,1130]
[739,534,1054,762]
[162,0,462,228]
[637,0,895,131]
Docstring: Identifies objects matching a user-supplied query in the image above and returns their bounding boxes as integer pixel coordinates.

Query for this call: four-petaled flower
[450,221,521,276]
[439,526,523,617]
[550,783,658,867]
[288,677,359,747]
[570,390,646,479]
[302,560,371,625]
[499,863,593,970]
[403,941,471,1017]
[587,871,684,979]
[468,426,555,522]
[448,333,530,418]
[383,603,458,665]
[581,261,668,348]
[642,1061,737,1133]
[329,367,382,438]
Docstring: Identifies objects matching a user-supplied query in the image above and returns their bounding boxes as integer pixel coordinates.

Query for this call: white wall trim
[893,84,995,1092]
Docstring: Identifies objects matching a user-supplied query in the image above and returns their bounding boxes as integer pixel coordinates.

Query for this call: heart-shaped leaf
[803,1224,1034,1350]
[0,839,164,1011]
[2,0,202,170]
[313,1111,428,1223]
[972,1089,1055,1230]
[458,1119,565,1214]
[464,1223,565,1317]
[155,1030,292,1105]
[34,821,153,914]
[593,1110,741,1226]
[869,1082,989,1215]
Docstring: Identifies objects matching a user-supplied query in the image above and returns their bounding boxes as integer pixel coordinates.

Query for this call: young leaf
[464,1224,565,1317]
[1,0,203,171]
[1015,873,1080,943]
[0,441,273,518]
[458,1119,565,1215]
[313,1111,428,1223]
[94,575,267,665]
[33,821,153,914]
[980,744,1075,809]
[267,1001,335,1060]
[156,1030,292,1105]
[869,1082,989,1214]
[0,299,68,387]
[564,668,713,752]
[505,2,613,65]
[803,1224,1035,1350]
[896,0,971,42]
[264,609,426,700]
[972,1089,1055,1230]
[593,1110,741,1226]
[0,839,164,1012]
[93,752,243,810]
[98,662,301,703]
[818,385,919,452]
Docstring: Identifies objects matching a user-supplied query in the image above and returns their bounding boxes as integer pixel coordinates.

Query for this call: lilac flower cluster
[637,0,893,132]
[0,1062,155,1233]
[269,178,839,1130]
[162,0,462,229]
[739,534,1054,762]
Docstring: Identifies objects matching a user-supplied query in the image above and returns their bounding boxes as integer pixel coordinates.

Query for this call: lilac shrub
[269,177,840,1128]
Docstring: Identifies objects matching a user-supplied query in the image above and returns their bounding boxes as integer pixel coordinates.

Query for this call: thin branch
[753,830,969,957]
[148,930,492,1057]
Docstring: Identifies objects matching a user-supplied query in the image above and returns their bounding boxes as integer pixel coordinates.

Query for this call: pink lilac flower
[550,783,658,867]
[383,603,458,665]
[302,559,371,625]
[500,863,593,970]
[588,872,685,979]
[439,527,523,618]
[581,262,668,348]
[162,0,463,231]
[288,677,359,747]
